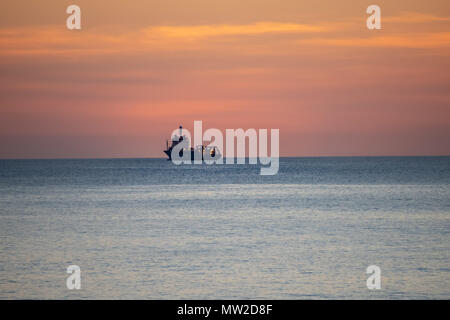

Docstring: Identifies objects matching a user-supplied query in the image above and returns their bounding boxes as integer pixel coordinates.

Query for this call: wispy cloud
[382,12,450,23]
[146,22,328,38]
[301,32,450,48]
[1,12,450,59]
[0,22,328,57]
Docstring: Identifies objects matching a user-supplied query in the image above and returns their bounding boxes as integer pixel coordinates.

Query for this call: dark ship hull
[164,148,217,161]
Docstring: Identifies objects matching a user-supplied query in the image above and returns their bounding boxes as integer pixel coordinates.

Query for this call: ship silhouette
[164,125,221,161]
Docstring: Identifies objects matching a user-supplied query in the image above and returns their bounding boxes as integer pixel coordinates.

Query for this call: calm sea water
[0,157,449,299]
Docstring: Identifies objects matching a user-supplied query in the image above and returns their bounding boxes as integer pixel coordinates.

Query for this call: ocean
[0,157,449,299]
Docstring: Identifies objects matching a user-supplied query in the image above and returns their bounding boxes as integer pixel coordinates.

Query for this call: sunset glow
[1,0,449,158]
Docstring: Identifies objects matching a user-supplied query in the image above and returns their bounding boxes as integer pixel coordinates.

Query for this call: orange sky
[0,0,450,158]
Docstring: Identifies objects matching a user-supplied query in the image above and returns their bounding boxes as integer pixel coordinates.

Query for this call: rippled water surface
[0,157,449,299]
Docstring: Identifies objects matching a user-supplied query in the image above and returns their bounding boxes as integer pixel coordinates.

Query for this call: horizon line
[0,154,449,161]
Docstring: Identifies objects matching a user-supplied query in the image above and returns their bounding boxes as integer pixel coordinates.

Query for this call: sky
[0,0,449,158]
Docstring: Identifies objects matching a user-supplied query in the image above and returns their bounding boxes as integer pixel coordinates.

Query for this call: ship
[164,125,221,161]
